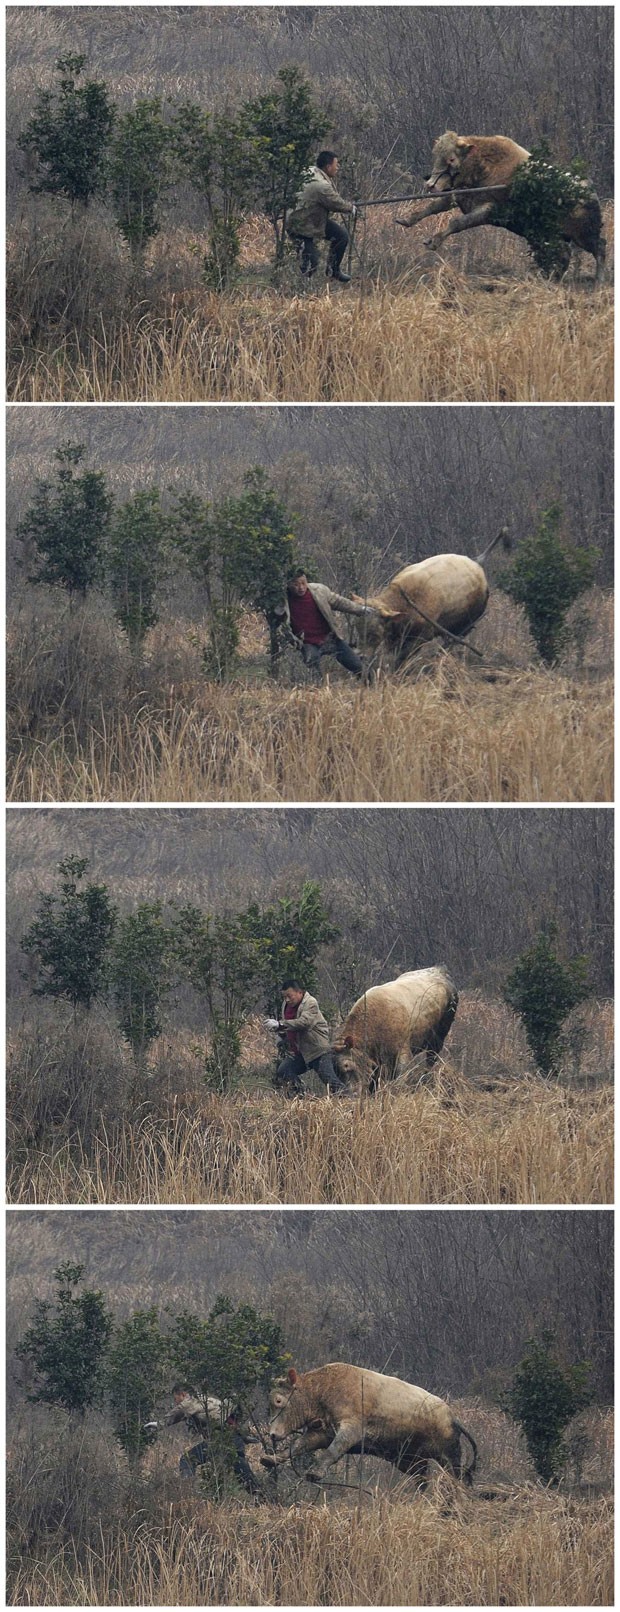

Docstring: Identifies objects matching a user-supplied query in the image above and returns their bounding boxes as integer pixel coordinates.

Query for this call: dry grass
[7,200,614,403]
[7,659,613,803]
[8,270,613,404]
[8,1073,612,1207]
[7,1484,613,1605]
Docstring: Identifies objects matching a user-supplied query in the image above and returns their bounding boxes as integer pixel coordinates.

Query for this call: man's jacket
[287,166,353,238]
[284,582,368,642]
[279,991,331,1063]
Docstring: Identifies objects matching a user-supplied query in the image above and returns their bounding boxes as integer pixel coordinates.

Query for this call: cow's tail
[475,525,511,566]
[454,1420,477,1485]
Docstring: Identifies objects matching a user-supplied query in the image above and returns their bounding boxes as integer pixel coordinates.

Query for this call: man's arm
[325,588,374,618]
[317,177,353,217]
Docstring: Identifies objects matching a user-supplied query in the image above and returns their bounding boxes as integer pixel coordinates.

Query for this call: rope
[394,585,485,659]
[357,184,613,208]
[356,183,514,207]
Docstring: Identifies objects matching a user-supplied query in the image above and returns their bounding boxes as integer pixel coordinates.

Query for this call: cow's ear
[288,1367,299,1386]
[456,138,472,154]
[344,1035,354,1049]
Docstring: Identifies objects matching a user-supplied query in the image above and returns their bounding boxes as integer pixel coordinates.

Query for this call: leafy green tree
[18,55,114,209]
[242,67,330,268]
[503,924,590,1076]
[499,504,597,664]
[110,902,172,1073]
[169,468,297,677]
[110,99,172,259]
[172,104,252,290]
[169,1295,288,1417]
[172,905,269,1090]
[106,1309,169,1466]
[17,443,113,602]
[16,1262,112,1415]
[108,488,169,650]
[246,879,337,1014]
[21,855,117,1015]
[507,1331,592,1482]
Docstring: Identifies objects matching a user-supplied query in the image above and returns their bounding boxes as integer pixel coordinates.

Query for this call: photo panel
[6,1207,613,1605]
[6,6,613,404]
[6,404,613,805]
[6,805,613,1207]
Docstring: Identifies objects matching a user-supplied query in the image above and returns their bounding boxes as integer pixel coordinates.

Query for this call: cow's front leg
[396,195,453,229]
[425,202,495,249]
[306,1421,363,1481]
[261,1428,329,1469]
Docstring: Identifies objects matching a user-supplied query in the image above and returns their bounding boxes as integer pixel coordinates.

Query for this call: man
[167,1386,260,1495]
[284,567,375,682]
[266,978,351,1096]
[287,150,357,282]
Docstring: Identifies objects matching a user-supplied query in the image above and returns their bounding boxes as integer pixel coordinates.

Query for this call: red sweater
[289,589,329,645]
[284,1000,300,1050]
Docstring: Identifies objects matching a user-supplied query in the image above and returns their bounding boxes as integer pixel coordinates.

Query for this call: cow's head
[425,132,473,192]
[269,1367,304,1441]
[331,1036,375,1089]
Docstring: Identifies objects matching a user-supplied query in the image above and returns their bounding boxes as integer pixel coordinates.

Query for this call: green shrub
[499,504,597,664]
[17,442,112,602]
[504,924,589,1075]
[21,856,117,1014]
[16,1263,112,1415]
[18,55,114,209]
[507,1330,592,1482]
[497,146,597,276]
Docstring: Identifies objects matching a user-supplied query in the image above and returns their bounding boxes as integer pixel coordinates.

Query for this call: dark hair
[171,1383,191,1395]
[316,150,338,171]
[281,978,303,991]
[287,565,307,582]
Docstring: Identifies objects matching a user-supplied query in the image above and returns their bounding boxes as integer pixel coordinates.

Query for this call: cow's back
[302,1363,454,1442]
[379,555,489,635]
[342,967,454,1053]
[458,136,530,211]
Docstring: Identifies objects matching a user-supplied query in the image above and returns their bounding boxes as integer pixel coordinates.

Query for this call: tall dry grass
[7,202,614,403]
[8,1076,613,1207]
[7,663,613,803]
[7,1485,613,1605]
[8,272,613,404]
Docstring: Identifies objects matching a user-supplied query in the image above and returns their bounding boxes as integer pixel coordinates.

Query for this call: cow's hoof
[424,237,439,251]
[305,1467,324,1484]
[260,1454,278,1468]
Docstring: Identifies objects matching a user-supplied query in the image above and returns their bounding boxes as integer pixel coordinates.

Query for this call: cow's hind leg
[423,991,459,1068]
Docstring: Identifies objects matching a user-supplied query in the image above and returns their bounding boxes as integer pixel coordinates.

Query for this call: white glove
[264,1018,280,1030]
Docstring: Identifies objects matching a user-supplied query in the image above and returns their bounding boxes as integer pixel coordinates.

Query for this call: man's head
[281,978,305,1007]
[287,567,309,599]
[172,1384,191,1405]
[316,150,339,179]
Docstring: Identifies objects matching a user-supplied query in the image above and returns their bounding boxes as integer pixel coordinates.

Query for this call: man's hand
[264,1017,280,1030]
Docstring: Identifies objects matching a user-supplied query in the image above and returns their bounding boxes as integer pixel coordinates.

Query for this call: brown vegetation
[7,996,613,1206]
[7,653,613,804]
[7,220,614,403]
[7,1402,614,1605]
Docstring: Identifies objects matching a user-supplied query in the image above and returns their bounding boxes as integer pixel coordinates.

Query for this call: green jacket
[285,582,369,642]
[279,991,331,1062]
[287,166,353,239]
